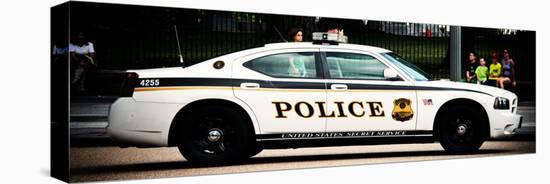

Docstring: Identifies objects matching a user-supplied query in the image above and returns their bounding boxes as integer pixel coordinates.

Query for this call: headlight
[494,97,510,109]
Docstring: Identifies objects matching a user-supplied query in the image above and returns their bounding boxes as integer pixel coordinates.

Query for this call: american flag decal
[422,99,433,105]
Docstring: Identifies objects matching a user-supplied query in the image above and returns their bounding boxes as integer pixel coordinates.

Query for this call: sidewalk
[69,96,536,141]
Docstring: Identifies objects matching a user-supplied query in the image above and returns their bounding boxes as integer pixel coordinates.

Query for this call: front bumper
[489,111,523,139]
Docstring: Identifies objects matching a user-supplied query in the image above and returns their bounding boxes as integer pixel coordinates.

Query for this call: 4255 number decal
[139,79,160,87]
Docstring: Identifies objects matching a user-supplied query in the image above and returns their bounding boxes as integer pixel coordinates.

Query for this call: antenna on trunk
[273,25,288,42]
[174,25,185,67]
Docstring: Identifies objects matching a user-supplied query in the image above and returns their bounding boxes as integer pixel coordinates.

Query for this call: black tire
[438,106,485,153]
[177,105,252,165]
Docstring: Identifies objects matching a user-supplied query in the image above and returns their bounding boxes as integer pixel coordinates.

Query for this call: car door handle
[330,84,348,90]
[240,83,260,89]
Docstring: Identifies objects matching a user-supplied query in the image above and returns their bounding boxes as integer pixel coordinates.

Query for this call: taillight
[119,72,139,97]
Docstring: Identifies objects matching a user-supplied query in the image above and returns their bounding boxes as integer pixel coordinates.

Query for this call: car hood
[416,80,517,99]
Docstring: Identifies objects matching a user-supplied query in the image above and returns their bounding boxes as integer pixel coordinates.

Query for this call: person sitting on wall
[70,32,96,94]
[497,49,517,89]
[487,52,502,87]
[475,57,489,85]
[464,52,478,84]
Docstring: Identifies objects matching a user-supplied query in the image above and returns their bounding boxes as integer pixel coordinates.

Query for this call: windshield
[381,52,433,81]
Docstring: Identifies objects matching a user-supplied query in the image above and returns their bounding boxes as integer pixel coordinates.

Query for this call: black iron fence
[56,2,535,99]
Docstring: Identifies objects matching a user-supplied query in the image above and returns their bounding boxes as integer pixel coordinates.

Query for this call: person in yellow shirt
[488,53,501,87]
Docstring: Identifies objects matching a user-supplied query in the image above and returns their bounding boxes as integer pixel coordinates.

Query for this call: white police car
[107,33,522,164]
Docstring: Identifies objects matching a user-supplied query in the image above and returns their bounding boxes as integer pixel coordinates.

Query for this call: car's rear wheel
[178,106,252,165]
[438,106,485,152]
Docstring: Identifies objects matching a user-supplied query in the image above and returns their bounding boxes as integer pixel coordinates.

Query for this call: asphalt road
[69,140,535,182]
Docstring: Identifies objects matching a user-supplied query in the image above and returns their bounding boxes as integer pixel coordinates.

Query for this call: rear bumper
[107,97,184,147]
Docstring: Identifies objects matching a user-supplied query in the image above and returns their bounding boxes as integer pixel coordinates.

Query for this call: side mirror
[384,68,401,81]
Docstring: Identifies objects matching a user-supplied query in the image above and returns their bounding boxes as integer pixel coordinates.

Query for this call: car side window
[326,52,388,80]
[244,52,317,78]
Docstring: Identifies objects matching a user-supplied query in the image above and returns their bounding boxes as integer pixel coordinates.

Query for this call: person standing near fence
[497,49,517,89]
[488,52,502,87]
[288,27,303,42]
[327,22,339,34]
[464,52,478,83]
[288,27,306,77]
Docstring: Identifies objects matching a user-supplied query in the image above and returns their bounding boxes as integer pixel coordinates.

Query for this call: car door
[321,49,417,132]
[232,48,328,134]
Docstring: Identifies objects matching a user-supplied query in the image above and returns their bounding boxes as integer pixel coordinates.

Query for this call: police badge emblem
[392,98,414,121]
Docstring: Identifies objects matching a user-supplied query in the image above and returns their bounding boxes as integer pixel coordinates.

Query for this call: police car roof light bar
[312,32,348,45]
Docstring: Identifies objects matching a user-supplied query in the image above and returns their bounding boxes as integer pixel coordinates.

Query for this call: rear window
[244,52,317,78]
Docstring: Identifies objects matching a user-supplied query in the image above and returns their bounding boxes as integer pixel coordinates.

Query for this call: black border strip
[138,78,234,87]
[256,130,433,141]
[136,77,493,96]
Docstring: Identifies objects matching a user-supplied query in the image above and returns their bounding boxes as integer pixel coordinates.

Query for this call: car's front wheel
[177,106,252,165]
[438,106,485,152]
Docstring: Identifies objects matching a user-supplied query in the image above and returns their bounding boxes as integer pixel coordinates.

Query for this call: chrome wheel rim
[207,128,223,142]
